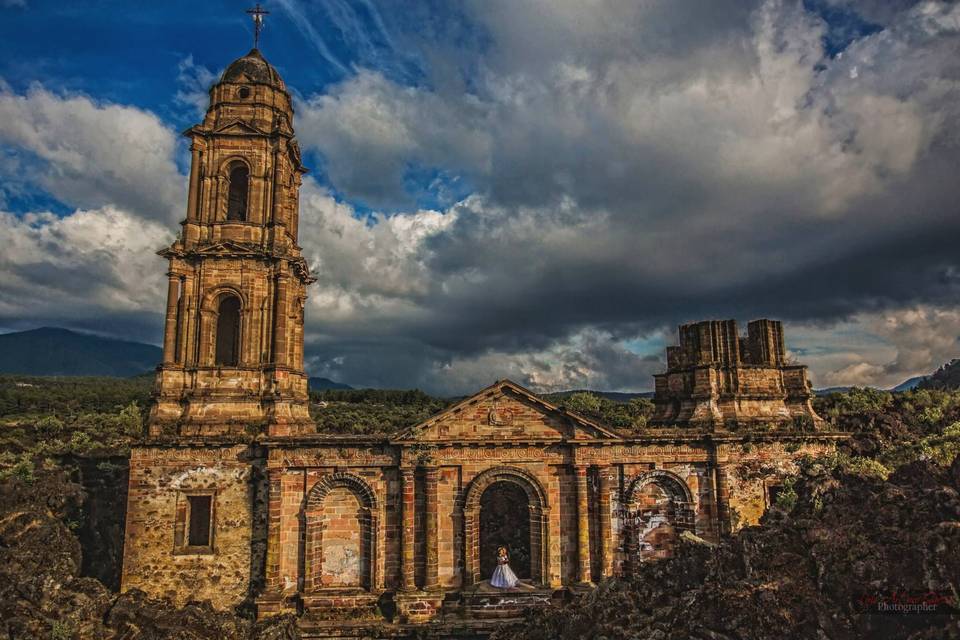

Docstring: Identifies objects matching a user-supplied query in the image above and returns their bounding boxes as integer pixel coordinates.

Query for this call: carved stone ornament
[487,402,514,426]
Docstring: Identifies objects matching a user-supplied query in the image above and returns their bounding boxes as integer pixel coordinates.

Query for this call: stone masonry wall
[724,440,837,532]
[121,445,256,608]
[319,487,362,587]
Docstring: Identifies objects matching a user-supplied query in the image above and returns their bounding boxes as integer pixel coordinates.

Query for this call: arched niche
[302,472,379,593]
[225,160,250,222]
[198,287,247,367]
[214,295,241,366]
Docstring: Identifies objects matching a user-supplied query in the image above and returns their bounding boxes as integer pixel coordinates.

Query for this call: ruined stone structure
[652,319,822,430]
[121,47,845,637]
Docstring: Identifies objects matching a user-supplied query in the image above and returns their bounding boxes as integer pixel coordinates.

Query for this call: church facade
[120,47,845,633]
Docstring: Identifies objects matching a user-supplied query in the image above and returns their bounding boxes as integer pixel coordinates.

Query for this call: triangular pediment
[213,120,266,136]
[393,379,622,443]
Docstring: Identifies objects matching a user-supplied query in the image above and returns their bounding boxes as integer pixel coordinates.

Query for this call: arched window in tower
[215,295,242,366]
[226,163,249,221]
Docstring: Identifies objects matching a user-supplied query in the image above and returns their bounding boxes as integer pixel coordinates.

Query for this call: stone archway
[461,466,548,587]
[623,470,695,570]
[302,472,379,592]
[479,482,531,579]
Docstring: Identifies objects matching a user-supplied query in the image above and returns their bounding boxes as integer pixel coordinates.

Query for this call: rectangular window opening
[187,495,212,547]
[766,484,783,510]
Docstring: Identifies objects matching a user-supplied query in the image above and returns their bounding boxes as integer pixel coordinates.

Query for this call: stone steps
[448,587,556,620]
[297,587,562,637]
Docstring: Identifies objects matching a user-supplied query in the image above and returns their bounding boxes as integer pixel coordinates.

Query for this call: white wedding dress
[490,554,519,588]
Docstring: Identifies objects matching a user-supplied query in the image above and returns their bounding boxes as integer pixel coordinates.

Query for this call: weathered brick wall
[118,439,829,607]
[318,487,363,587]
[384,468,402,590]
[730,367,784,396]
[556,465,578,584]
[414,468,426,587]
[544,463,563,586]
[588,467,602,581]
[438,466,460,589]
[121,445,255,608]
[414,389,581,441]
[634,482,678,560]
[236,382,842,622]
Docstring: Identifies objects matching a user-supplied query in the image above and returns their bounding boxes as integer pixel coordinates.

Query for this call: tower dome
[219,48,286,91]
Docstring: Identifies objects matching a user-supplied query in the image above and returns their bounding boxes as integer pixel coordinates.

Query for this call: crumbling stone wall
[652,320,822,430]
[121,445,257,608]
[724,440,836,532]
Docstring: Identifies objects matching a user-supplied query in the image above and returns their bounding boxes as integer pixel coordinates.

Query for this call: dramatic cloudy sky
[0,0,958,395]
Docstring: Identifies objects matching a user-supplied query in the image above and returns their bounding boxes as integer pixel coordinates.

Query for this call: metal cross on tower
[246,3,270,49]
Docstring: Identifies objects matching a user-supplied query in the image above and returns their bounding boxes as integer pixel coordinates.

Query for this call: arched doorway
[479,482,531,580]
[461,466,548,587]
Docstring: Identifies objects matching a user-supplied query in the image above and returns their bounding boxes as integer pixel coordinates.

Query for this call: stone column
[715,464,731,537]
[575,465,592,584]
[176,278,191,365]
[424,467,440,591]
[400,467,417,591]
[272,275,289,368]
[597,466,613,578]
[161,274,179,364]
[625,508,639,578]
[186,143,201,220]
[264,469,283,591]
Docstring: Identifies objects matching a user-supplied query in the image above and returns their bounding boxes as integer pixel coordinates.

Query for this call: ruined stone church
[120,46,844,635]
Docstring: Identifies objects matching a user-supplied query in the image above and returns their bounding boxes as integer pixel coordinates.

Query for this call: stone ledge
[395,591,445,624]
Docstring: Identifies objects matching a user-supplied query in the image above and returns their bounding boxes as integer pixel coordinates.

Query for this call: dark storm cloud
[1,1,958,394]
[292,0,960,392]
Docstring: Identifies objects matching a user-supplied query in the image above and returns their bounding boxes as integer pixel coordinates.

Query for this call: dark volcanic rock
[495,456,960,640]
[0,464,300,640]
[61,455,131,591]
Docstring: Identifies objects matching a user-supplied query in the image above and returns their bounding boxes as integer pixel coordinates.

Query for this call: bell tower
[149,46,315,437]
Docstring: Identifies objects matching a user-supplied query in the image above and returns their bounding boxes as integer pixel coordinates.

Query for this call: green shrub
[0,452,36,483]
[549,392,653,433]
[50,621,73,640]
[840,456,890,481]
[774,477,798,511]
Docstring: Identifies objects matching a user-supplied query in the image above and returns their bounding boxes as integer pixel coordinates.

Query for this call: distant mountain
[814,386,853,396]
[0,327,161,377]
[308,377,353,391]
[890,376,927,392]
[918,359,960,391]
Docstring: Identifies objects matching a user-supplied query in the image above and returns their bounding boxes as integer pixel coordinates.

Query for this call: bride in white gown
[490,546,519,588]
